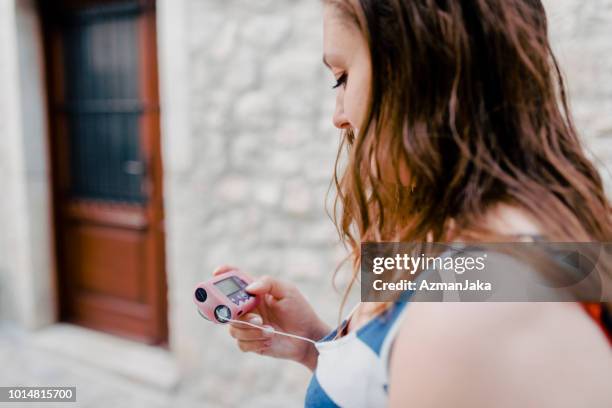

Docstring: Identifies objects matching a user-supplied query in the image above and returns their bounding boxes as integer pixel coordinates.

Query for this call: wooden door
[41,0,167,344]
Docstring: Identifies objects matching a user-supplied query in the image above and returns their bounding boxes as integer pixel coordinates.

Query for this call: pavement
[0,323,202,408]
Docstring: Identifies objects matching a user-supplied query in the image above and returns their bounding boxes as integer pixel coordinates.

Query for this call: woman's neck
[480,203,543,237]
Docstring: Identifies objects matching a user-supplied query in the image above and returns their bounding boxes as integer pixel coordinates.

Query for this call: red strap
[581,303,612,346]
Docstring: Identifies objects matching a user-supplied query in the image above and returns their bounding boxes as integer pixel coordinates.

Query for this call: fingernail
[245,281,262,291]
[262,325,274,335]
[249,315,263,325]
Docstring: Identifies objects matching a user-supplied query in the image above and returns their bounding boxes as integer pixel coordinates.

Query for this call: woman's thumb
[245,275,288,299]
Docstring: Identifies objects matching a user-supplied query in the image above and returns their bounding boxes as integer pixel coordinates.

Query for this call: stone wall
[0,0,11,321]
[0,0,54,328]
[544,0,612,189]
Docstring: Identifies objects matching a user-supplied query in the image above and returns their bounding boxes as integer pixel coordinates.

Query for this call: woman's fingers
[230,313,262,327]
[212,265,236,276]
[245,275,292,298]
[237,339,272,354]
[228,313,273,340]
[212,265,255,281]
[229,325,273,341]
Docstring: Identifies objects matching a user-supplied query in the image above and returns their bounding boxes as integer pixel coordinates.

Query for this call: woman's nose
[333,95,351,130]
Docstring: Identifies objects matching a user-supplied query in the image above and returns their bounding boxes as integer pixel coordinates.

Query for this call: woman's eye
[332,73,348,89]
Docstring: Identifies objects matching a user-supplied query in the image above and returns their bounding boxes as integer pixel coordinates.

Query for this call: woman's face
[323,2,371,132]
[323,1,410,186]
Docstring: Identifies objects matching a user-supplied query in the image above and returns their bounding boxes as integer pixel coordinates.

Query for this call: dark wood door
[41,0,167,344]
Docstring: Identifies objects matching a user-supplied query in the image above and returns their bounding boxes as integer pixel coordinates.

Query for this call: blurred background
[0,0,610,407]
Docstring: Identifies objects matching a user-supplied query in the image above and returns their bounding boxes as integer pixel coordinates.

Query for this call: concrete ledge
[27,323,180,392]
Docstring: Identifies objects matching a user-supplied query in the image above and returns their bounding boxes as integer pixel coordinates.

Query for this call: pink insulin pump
[193,269,260,323]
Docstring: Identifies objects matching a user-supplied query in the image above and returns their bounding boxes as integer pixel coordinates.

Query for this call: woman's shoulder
[387,302,612,407]
[394,302,610,347]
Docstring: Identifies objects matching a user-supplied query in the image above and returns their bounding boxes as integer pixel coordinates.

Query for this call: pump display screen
[215,278,241,296]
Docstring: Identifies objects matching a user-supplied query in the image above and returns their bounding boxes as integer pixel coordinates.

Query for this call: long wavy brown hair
[324,0,612,323]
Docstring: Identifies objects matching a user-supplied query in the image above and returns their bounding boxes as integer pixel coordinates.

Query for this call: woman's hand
[213,265,330,371]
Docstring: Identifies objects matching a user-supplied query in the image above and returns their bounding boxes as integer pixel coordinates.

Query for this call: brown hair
[324,0,612,323]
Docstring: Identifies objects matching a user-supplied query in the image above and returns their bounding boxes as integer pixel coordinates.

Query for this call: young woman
[215,0,612,406]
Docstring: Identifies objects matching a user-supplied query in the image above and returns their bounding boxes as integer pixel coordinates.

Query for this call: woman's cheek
[347,76,371,130]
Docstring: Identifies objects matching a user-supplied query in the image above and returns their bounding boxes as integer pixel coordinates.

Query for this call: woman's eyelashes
[332,73,348,89]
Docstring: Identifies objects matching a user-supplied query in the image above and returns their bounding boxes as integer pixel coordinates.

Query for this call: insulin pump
[192,269,317,344]
[193,269,260,323]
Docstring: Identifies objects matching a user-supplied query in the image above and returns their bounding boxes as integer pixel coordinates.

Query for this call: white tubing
[221,317,317,345]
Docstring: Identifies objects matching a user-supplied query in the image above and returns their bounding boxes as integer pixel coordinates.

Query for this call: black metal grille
[61,2,145,203]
